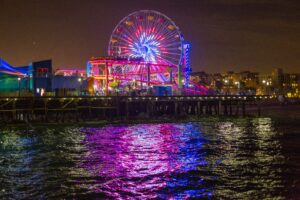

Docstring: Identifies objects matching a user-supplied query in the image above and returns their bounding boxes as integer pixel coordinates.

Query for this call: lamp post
[223,79,229,95]
[178,65,182,95]
[93,84,97,96]
[234,81,240,95]
[133,78,136,89]
[78,77,82,96]
[17,77,21,97]
[262,80,271,95]
[266,81,272,95]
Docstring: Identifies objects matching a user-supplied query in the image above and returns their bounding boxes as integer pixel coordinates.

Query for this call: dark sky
[0,0,299,73]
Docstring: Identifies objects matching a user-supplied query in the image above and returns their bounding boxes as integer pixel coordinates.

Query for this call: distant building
[283,73,300,97]
[190,71,210,85]
[32,60,52,96]
[239,71,259,94]
[211,73,223,91]
[52,76,87,96]
[271,68,284,93]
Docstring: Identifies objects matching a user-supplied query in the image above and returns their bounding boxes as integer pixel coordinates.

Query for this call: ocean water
[0,118,299,199]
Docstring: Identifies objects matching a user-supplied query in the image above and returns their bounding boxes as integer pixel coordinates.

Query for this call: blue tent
[0,58,30,76]
[0,58,32,92]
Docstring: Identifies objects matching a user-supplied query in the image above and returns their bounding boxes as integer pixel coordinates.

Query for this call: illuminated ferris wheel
[108,10,184,66]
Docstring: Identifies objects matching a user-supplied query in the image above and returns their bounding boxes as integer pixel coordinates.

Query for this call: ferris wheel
[108,10,184,66]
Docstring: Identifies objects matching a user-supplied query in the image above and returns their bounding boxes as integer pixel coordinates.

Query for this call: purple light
[78,123,210,199]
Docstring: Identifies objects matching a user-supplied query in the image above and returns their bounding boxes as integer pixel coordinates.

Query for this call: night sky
[0,0,299,73]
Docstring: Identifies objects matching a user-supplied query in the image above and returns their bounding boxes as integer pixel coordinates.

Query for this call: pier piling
[0,95,271,123]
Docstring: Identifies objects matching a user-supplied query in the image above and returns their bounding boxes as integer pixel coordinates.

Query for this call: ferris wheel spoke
[155,54,176,65]
[119,23,140,45]
[153,12,172,37]
[157,53,180,62]
[163,43,182,48]
[112,34,134,46]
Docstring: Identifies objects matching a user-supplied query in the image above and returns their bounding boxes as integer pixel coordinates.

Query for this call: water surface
[0,118,299,199]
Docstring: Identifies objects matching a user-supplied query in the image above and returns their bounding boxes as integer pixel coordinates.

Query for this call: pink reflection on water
[80,123,205,199]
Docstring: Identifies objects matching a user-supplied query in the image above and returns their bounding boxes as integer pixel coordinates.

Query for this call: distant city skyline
[0,0,299,73]
[191,67,300,75]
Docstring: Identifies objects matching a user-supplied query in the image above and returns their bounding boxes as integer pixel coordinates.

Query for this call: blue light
[130,33,161,62]
[0,58,28,76]
[183,42,192,88]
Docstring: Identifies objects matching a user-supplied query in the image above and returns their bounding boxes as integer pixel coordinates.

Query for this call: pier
[0,95,273,123]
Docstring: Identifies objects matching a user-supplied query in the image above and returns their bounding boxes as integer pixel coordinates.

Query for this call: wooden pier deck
[0,95,273,123]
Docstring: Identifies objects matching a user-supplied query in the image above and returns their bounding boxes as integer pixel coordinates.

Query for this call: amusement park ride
[0,10,208,96]
[87,10,208,96]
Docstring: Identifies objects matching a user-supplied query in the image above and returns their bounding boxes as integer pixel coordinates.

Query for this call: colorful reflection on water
[0,118,298,199]
[80,123,210,199]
